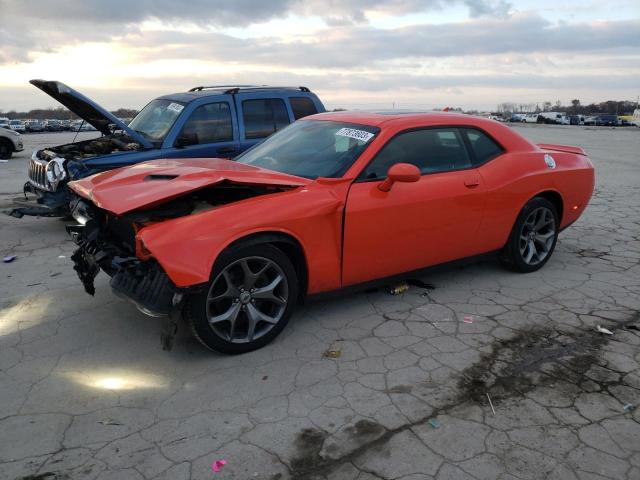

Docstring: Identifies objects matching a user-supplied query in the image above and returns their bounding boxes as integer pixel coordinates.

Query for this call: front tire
[502,197,559,273]
[0,139,13,160]
[186,243,298,354]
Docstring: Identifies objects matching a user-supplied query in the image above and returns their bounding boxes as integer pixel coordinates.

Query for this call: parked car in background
[25,120,45,132]
[509,114,525,122]
[584,114,618,126]
[596,115,618,126]
[11,80,325,218]
[9,119,26,133]
[568,115,584,125]
[45,119,64,132]
[61,119,72,130]
[523,114,540,123]
[0,117,9,129]
[0,124,24,159]
[538,112,569,125]
[631,109,640,127]
[66,111,595,353]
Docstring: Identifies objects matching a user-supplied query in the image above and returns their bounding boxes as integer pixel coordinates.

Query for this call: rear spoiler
[537,143,586,156]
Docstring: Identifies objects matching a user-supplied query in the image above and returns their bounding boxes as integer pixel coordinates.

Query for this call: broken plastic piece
[428,419,440,429]
[3,255,16,263]
[211,459,227,472]
[596,325,613,335]
[623,404,635,412]
[389,282,409,295]
[323,349,342,359]
[98,419,122,426]
[463,316,474,324]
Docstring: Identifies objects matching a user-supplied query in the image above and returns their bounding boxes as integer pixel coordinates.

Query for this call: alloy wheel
[519,206,556,266]
[206,256,289,343]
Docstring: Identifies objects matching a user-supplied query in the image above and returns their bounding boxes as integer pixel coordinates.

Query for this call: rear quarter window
[462,128,504,166]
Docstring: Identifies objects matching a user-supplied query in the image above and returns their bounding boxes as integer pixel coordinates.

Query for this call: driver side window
[361,128,471,180]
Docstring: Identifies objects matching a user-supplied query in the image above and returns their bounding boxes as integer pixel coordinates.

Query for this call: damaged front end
[66,200,189,317]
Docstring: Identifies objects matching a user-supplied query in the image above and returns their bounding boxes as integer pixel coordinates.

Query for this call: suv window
[180,102,233,145]
[461,128,503,165]
[290,97,318,120]
[242,99,290,139]
[361,128,471,180]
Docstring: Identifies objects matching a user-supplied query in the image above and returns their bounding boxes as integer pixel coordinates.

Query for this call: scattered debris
[3,255,16,263]
[623,404,635,412]
[596,325,614,335]
[486,393,496,415]
[625,325,640,332]
[98,419,122,426]
[58,255,66,259]
[50,272,62,277]
[26,282,43,287]
[388,282,409,295]
[211,459,227,473]
[407,279,435,290]
[323,349,342,359]
[428,419,440,429]
[463,315,474,324]
[0,159,8,163]
[262,375,268,381]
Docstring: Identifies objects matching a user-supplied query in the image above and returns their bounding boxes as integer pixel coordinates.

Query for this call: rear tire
[0,139,13,160]
[502,197,559,273]
[186,243,298,354]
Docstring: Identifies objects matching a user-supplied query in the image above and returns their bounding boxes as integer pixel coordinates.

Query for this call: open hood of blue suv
[29,80,152,148]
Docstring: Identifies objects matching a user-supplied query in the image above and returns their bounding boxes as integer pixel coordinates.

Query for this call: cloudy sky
[0,0,638,111]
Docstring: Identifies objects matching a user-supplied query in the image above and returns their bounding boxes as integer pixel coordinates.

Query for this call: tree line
[0,106,139,120]
[496,100,637,116]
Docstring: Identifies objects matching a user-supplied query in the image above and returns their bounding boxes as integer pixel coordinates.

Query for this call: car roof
[306,111,502,129]
[156,86,316,104]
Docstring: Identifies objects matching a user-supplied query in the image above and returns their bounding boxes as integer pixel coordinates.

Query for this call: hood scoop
[144,174,179,181]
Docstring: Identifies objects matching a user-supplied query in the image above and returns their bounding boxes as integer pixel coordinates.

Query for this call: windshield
[10,120,21,125]
[128,99,185,144]
[236,120,379,179]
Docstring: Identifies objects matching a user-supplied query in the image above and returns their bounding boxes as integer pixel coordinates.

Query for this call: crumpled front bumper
[67,223,185,317]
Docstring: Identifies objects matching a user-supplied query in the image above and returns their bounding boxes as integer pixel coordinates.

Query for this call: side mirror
[175,132,198,147]
[378,163,420,192]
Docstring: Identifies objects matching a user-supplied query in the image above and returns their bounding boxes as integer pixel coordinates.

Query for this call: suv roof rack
[188,85,311,94]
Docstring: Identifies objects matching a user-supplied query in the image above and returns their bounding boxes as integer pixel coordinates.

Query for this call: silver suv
[0,126,24,159]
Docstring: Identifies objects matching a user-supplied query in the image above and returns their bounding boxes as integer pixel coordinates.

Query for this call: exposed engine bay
[124,181,290,223]
[36,133,142,162]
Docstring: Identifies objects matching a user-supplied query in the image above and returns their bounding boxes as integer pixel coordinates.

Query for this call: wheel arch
[532,189,564,224]
[223,231,309,300]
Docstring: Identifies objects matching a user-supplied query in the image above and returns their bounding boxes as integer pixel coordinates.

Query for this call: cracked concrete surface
[1,125,639,479]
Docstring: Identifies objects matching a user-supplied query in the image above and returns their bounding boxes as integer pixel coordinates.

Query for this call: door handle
[464,177,480,188]
[217,146,237,155]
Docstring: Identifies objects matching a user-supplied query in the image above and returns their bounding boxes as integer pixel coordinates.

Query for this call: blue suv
[12,80,325,217]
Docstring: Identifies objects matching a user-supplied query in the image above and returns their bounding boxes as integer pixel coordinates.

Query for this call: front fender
[137,185,347,294]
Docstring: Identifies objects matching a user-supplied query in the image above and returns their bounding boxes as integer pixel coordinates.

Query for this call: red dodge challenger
[67,112,594,353]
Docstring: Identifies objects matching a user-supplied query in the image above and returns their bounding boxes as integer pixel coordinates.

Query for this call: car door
[163,100,240,159]
[235,95,292,154]
[342,127,488,286]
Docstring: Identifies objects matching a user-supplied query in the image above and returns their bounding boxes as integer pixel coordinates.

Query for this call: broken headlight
[45,158,67,189]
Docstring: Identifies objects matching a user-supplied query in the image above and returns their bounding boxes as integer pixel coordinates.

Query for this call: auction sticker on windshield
[336,128,374,143]
[167,102,184,114]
